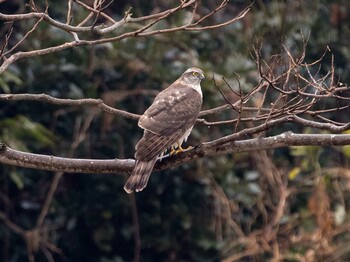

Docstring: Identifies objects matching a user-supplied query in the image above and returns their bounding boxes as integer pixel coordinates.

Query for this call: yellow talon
[169,148,177,156]
[169,144,193,156]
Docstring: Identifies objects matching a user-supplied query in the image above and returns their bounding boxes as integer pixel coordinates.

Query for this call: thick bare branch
[1,132,350,175]
[0,143,133,174]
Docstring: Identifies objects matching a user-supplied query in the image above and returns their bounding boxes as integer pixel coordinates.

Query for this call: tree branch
[0,143,134,175]
[1,132,350,176]
[0,93,270,121]
[0,93,141,120]
[0,1,250,72]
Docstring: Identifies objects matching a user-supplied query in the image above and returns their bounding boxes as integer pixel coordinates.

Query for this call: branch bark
[0,143,133,175]
[1,132,350,176]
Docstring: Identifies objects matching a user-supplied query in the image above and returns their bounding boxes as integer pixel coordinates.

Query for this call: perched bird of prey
[124,67,205,193]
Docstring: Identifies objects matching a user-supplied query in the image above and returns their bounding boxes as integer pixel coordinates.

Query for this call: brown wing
[135,85,202,161]
[139,85,202,136]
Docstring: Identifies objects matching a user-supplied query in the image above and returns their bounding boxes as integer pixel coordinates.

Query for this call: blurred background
[1,0,350,261]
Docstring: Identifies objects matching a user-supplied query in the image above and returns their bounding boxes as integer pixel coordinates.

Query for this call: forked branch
[0,0,252,73]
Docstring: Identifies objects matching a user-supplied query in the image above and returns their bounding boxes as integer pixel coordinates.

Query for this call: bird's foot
[169,145,193,156]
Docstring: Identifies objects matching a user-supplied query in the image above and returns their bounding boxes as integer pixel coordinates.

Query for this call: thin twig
[0,93,141,120]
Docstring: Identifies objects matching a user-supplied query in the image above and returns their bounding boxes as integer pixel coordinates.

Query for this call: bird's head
[181,67,205,85]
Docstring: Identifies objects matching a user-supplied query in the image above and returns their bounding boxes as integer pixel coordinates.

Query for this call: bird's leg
[169,143,193,156]
[169,146,177,156]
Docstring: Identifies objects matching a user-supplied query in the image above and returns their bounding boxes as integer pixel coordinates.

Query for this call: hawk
[124,67,205,193]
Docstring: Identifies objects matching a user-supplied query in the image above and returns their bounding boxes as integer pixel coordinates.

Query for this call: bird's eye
[192,72,199,77]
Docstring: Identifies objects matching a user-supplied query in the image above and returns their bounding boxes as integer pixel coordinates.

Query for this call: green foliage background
[1,0,350,261]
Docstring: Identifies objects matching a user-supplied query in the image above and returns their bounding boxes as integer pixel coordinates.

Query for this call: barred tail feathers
[123,158,157,193]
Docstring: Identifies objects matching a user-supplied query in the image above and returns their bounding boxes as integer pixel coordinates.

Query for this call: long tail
[123,158,157,193]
